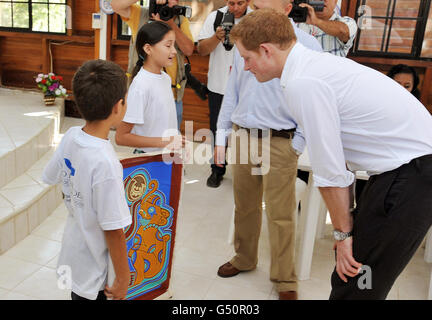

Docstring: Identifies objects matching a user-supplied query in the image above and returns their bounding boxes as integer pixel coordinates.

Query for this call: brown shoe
[217,262,242,278]
[279,291,298,300]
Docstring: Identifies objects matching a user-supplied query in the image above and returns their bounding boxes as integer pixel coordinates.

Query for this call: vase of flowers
[35,73,67,106]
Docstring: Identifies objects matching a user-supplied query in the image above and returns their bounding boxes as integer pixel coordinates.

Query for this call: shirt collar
[329,12,339,21]
[280,42,305,88]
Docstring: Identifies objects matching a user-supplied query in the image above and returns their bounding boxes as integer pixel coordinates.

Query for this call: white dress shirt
[280,43,432,187]
[215,20,323,152]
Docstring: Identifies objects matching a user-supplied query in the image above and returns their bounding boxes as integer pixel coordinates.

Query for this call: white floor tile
[170,270,214,300]
[31,216,65,242]
[0,255,42,290]
[172,247,227,280]
[204,280,270,300]
[2,291,38,300]
[0,287,9,299]
[12,266,70,300]
[4,234,61,266]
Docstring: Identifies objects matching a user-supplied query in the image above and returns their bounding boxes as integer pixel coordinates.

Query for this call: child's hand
[104,277,129,300]
[166,135,184,151]
[181,135,187,147]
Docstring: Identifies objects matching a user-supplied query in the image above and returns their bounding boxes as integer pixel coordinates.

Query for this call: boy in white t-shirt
[42,60,132,300]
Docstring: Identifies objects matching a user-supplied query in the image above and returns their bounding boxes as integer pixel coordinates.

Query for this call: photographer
[197,0,252,188]
[296,0,357,57]
[111,0,194,130]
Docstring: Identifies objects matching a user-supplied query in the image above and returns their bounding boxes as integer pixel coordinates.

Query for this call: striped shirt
[297,12,357,57]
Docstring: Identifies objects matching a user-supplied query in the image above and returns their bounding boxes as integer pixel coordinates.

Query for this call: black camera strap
[213,10,224,32]
[213,8,247,32]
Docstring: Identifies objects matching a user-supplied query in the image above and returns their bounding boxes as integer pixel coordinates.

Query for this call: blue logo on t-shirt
[64,158,75,176]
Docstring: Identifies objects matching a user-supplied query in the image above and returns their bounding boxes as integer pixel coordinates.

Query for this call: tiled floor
[0,116,430,300]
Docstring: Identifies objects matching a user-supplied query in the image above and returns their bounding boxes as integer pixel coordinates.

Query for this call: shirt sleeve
[292,125,306,154]
[215,49,241,146]
[123,84,148,125]
[120,4,142,42]
[283,78,354,187]
[335,15,358,49]
[180,17,194,42]
[292,22,323,52]
[92,177,132,231]
[42,143,63,185]
[197,11,216,41]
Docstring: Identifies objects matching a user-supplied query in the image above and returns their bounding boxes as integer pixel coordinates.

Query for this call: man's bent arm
[166,20,194,56]
[319,186,352,232]
[314,19,350,43]
[197,32,222,56]
[111,0,140,18]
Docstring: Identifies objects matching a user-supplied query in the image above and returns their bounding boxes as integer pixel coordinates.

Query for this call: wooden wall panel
[111,45,129,71]
[51,42,95,88]
[0,1,96,93]
[0,38,42,72]
[73,1,96,36]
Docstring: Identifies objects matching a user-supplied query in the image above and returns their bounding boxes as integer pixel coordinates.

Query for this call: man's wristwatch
[333,229,352,241]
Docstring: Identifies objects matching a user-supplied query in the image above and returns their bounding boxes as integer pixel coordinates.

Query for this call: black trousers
[330,154,432,300]
[208,90,226,175]
[71,290,106,300]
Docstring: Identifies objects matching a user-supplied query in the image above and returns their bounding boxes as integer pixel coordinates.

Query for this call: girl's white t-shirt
[42,127,132,300]
[124,68,178,153]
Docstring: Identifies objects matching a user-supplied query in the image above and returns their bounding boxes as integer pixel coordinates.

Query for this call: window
[352,0,432,59]
[0,0,67,34]
[117,0,147,40]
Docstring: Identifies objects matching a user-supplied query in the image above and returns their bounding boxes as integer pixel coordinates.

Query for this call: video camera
[149,0,192,21]
[220,12,235,51]
[289,0,325,23]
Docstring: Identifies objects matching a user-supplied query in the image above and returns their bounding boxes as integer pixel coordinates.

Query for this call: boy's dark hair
[72,59,127,121]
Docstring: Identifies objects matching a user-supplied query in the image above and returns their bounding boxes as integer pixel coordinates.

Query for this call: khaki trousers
[229,125,299,292]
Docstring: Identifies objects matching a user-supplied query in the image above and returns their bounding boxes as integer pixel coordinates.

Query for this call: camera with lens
[289,0,324,23]
[220,12,235,51]
[149,0,192,21]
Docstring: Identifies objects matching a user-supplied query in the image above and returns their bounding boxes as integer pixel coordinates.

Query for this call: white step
[0,149,64,254]
[0,88,64,189]
[0,88,65,254]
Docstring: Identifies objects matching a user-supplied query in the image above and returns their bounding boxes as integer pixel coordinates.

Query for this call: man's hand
[151,12,163,22]
[214,145,226,167]
[334,237,362,282]
[214,27,226,43]
[104,277,129,300]
[299,3,320,26]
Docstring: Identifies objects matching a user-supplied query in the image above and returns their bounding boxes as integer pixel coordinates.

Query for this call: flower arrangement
[35,73,67,97]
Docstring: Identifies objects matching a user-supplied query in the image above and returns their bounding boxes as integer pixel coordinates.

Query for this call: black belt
[239,127,295,139]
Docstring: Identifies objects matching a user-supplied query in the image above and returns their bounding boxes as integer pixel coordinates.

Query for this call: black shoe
[206,171,223,188]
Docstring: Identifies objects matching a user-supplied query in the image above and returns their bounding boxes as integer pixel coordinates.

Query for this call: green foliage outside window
[0,0,66,33]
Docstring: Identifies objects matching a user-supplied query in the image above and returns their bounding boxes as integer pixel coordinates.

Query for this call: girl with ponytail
[116,21,184,153]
